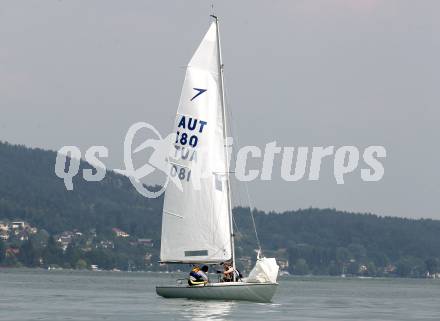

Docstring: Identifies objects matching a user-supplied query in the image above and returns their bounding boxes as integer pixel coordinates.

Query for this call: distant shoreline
[1,266,439,281]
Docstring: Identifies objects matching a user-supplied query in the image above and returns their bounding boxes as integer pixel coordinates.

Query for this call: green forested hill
[234,207,440,276]
[0,141,439,276]
[0,141,163,238]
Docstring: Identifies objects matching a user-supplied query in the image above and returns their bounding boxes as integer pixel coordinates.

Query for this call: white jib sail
[246,258,280,283]
[160,22,232,263]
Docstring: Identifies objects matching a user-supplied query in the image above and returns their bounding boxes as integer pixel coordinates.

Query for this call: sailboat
[155,15,279,303]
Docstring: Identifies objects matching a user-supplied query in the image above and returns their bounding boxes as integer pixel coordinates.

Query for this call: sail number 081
[170,164,191,182]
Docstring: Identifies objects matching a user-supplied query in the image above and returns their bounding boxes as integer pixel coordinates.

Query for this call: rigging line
[224,101,260,252]
[232,210,240,236]
[229,178,241,238]
[223,89,262,254]
[221,103,243,246]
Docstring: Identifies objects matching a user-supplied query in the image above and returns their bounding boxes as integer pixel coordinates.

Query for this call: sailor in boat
[219,262,242,282]
[188,265,209,286]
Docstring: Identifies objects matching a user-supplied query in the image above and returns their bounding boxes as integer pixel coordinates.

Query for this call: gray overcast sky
[1,0,439,219]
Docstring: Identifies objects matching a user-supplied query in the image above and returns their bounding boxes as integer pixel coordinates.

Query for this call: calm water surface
[0,268,439,321]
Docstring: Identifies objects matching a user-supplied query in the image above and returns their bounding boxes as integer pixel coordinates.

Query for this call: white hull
[156,282,278,303]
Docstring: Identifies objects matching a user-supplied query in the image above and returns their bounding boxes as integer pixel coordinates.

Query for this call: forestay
[160,22,232,263]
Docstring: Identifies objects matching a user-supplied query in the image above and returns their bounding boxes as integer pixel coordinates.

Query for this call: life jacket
[188,266,207,286]
[188,279,206,286]
[188,266,206,285]
[190,266,201,279]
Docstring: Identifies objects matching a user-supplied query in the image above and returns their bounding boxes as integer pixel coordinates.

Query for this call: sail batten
[159,21,232,264]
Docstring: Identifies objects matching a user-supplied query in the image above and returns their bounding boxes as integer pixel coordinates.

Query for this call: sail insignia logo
[190,88,207,101]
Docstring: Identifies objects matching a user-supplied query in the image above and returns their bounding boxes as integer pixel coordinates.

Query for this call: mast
[212,15,236,280]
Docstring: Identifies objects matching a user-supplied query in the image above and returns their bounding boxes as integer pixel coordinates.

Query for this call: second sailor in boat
[219,261,242,282]
[188,265,209,286]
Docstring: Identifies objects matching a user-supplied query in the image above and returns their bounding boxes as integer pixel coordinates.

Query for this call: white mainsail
[160,22,232,263]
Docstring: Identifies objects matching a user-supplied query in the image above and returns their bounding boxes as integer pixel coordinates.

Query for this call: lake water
[0,268,439,321]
